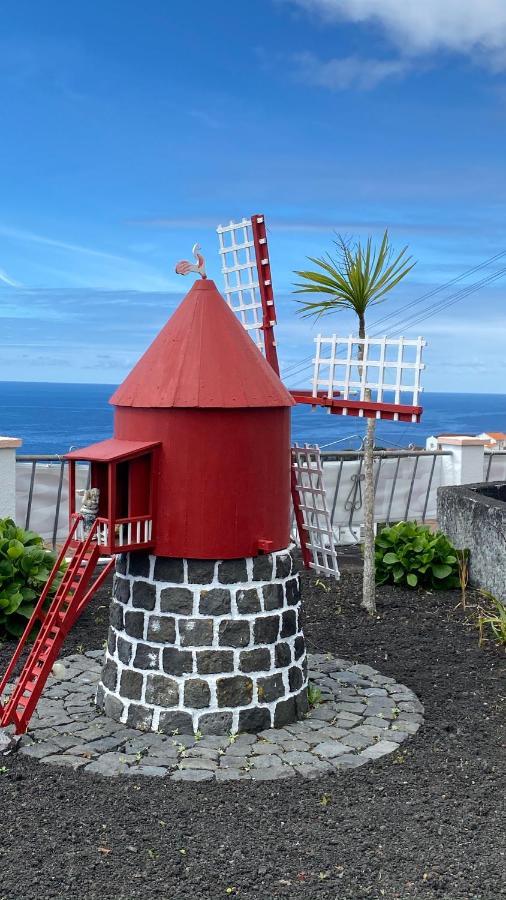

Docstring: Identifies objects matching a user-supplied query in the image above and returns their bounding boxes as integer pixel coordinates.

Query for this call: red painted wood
[65,438,159,462]
[291,391,422,423]
[110,279,293,409]
[0,521,102,734]
[251,214,280,376]
[115,406,291,558]
[290,459,311,570]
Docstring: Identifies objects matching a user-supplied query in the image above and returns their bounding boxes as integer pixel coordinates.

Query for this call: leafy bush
[0,518,63,639]
[375,521,461,590]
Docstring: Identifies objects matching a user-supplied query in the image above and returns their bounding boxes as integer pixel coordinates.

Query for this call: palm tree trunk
[358,315,376,614]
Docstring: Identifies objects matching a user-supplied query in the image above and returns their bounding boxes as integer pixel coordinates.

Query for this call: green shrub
[375,521,461,590]
[0,518,63,639]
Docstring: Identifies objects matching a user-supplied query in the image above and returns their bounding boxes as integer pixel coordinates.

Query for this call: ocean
[2,381,506,455]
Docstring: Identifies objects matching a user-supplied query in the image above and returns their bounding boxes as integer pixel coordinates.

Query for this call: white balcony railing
[75,515,153,548]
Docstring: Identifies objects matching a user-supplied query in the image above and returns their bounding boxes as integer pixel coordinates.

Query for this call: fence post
[0,437,22,519]
[436,436,488,486]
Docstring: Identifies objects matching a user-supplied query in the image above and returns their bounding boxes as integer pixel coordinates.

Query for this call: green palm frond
[294,230,415,322]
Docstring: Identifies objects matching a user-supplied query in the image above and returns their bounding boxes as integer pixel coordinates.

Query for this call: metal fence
[318,449,451,543]
[16,455,89,549]
[15,449,506,550]
[484,451,506,482]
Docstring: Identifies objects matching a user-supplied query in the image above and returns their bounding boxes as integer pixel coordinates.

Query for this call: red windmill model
[216,214,426,577]
[1,255,308,736]
[0,219,425,738]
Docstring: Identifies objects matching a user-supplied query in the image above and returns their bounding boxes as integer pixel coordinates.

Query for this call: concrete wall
[0,437,22,519]
[438,481,506,601]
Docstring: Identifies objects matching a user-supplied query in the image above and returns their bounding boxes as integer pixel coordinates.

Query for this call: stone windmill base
[96,547,308,735]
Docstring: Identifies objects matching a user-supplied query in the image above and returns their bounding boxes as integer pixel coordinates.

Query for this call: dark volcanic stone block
[199,711,233,735]
[280,609,297,638]
[187,560,215,584]
[107,630,116,656]
[124,610,145,640]
[302,656,308,680]
[274,695,297,728]
[120,669,143,700]
[289,665,304,692]
[253,615,280,645]
[154,557,184,583]
[262,583,284,611]
[160,586,194,615]
[295,687,309,718]
[184,679,211,708]
[95,683,105,710]
[101,659,118,692]
[257,672,285,703]
[217,675,253,708]
[146,614,176,643]
[132,580,156,611]
[158,710,193,734]
[145,674,179,707]
[235,588,261,614]
[238,707,271,733]
[275,553,292,579]
[239,648,271,673]
[117,635,133,665]
[128,553,150,578]
[103,693,124,720]
[218,620,250,648]
[284,577,300,606]
[252,555,273,582]
[179,618,213,647]
[163,647,193,676]
[294,635,305,660]
[115,554,127,576]
[199,588,231,616]
[196,650,234,675]
[110,601,124,631]
[127,703,153,731]
[113,575,130,604]
[134,643,160,670]
[274,641,292,668]
[218,558,248,584]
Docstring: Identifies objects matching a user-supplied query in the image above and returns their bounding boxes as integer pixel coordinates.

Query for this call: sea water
[1,381,506,455]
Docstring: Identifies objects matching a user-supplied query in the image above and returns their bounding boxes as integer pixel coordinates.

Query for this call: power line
[282,251,506,384]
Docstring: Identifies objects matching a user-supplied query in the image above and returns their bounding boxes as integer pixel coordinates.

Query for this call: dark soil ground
[0,561,504,900]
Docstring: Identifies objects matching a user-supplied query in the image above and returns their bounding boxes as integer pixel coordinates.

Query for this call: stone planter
[96,547,308,734]
[438,480,506,601]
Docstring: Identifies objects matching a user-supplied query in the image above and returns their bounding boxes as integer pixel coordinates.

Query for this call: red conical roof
[110,279,294,408]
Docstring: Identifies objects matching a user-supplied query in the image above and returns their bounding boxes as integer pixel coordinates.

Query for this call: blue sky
[1,0,506,392]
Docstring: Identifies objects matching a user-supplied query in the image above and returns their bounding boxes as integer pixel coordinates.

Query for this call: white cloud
[293,51,409,89]
[290,0,506,62]
[0,267,22,288]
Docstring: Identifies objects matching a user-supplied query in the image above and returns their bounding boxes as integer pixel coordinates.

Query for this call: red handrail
[0,514,82,704]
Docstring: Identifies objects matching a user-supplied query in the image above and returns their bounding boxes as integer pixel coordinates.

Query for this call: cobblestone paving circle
[17,651,424,780]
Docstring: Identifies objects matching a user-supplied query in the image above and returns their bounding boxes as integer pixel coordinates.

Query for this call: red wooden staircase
[0,516,114,734]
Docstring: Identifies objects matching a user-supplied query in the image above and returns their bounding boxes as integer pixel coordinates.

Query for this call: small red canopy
[110,279,294,409]
[64,438,160,463]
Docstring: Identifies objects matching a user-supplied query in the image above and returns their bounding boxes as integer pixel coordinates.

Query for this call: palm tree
[294,230,416,614]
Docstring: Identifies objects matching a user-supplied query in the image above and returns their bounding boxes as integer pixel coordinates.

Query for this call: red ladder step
[0,518,113,735]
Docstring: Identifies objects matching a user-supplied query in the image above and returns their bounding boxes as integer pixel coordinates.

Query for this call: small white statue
[78,488,100,534]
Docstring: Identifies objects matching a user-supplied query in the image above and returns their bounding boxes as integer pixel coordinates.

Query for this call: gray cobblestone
[17,648,422,781]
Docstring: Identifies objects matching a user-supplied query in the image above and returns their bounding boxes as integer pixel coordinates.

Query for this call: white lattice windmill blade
[307,334,426,423]
[291,444,340,580]
[216,215,279,374]
[216,213,339,580]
